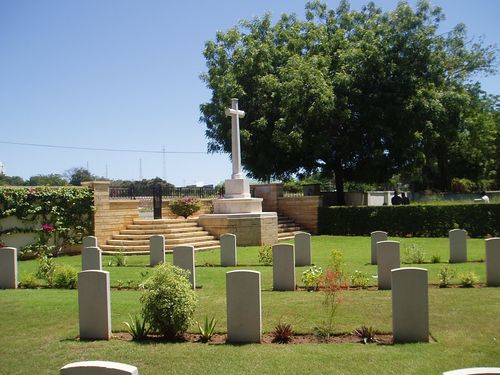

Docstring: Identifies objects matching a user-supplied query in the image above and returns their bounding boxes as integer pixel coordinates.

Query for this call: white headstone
[82,246,102,271]
[149,235,165,267]
[485,237,500,286]
[377,240,400,290]
[294,232,312,266]
[220,233,237,267]
[449,229,467,263]
[370,231,388,264]
[60,361,138,375]
[272,244,296,291]
[391,267,429,343]
[442,368,500,375]
[0,247,17,289]
[78,270,111,340]
[226,270,261,343]
[82,236,98,250]
[173,245,195,289]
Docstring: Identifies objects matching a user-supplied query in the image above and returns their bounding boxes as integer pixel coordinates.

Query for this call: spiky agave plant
[272,322,294,344]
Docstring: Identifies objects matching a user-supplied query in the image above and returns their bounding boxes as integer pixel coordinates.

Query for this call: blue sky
[1,0,499,186]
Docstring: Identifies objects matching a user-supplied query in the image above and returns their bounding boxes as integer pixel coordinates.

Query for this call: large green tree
[201,0,496,202]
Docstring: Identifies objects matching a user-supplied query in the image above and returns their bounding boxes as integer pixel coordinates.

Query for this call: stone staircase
[100,218,220,253]
[277,215,304,241]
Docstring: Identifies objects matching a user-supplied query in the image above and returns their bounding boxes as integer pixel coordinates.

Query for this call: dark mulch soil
[111,332,395,345]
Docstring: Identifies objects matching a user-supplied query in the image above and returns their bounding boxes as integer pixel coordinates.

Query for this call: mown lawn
[1,235,499,375]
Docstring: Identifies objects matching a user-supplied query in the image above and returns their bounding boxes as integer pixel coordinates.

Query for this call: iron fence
[109,186,224,200]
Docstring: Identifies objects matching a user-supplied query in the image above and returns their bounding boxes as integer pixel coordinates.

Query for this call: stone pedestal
[370,231,388,265]
[391,267,429,343]
[486,238,500,286]
[60,361,138,375]
[173,245,195,289]
[199,212,277,246]
[272,244,296,291]
[220,233,237,267]
[0,247,17,289]
[294,232,311,266]
[377,240,400,290]
[149,235,165,266]
[449,229,467,263]
[213,197,263,214]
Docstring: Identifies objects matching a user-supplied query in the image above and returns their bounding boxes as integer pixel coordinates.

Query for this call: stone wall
[82,181,139,247]
[251,184,283,212]
[277,196,322,234]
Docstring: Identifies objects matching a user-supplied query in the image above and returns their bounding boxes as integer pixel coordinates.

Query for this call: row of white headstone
[370,231,500,287]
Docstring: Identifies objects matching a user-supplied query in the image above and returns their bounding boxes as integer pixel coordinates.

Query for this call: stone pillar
[60,361,138,375]
[449,229,467,263]
[226,270,261,343]
[486,237,500,287]
[272,244,296,291]
[377,240,400,290]
[0,247,17,289]
[149,235,165,267]
[82,236,98,249]
[251,183,283,212]
[173,245,195,289]
[294,232,312,266]
[82,246,102,271]
[220,233,237,267]
[391,267,429,343]
[78,270,111,340]
[370,231,388,265]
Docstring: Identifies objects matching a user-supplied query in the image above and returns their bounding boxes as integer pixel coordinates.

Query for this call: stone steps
[277,215,304,241]
[101,240,221,252]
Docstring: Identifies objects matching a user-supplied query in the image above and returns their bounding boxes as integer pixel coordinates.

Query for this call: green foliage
[0,186,93,257]
[271,321,294,344]
[451,178,477,193]
[438,266,456,288]
[459,271,479,287]
[353,325,378,344]
[430,254,441,263]
[66,167,94,186]
[27,174,68,187]
[314,270,346,338]
[196,315,217,343]
[257,245,273,265]
[140,263,197,339]
[108,251,127,267]
[18,272,39,288]
[52,265,77,289]
[301,266,323,291]
[168,198,201,219]
[123,314,150,341]
[402,244,426,264]
[349,270,370,289]
[319,204,500,237]
[36,255,56,285]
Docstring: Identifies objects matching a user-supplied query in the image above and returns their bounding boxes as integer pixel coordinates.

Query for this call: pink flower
[41,223,55,232]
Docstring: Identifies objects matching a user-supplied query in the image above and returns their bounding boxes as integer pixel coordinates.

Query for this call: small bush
[430,254,441,263]
[353,325,378,344]
[459,271,479,287]
[438,266,455,288]
[36,255,56,286]
[402,244,426,264]
[52,265,78,289]
[108,251,127,267]
[140,263,197,339]
[18,272,39,288]
[123,314,150,341]
[272,322,294,344]
[301,266,323,291]
[350,270,370,289]
[196,315,217,343]
[169,198,201,219]
[258,245,273,265]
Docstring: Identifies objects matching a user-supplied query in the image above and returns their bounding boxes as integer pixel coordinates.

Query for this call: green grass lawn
[1,235,499,375]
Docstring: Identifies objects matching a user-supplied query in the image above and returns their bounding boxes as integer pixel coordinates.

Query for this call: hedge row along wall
[0,186,94,258]
[318,203,500,238]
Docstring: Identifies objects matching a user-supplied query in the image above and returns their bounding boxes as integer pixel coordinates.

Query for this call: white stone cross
[225,98,245,179]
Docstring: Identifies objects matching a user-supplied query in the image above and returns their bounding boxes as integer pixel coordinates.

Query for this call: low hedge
[318,203,500,238]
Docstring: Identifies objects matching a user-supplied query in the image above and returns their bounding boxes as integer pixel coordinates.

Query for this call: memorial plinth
[199,98,277,246]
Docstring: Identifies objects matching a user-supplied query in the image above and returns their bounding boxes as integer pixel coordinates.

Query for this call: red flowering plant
[168,197,201,219]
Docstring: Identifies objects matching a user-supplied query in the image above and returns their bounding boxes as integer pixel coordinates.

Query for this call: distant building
[0,161,5,175]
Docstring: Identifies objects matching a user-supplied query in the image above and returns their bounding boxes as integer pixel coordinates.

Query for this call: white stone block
[377,240,400,290]
[391,267,429,343]
[370,231,388,264]
[449,229,467,263]
[224,178,251,198]
[272,244,296,291]
[82,236,98,250]
[486,237,500,287]
[0,247,17,289]
[173,245,195,289]
[149,235,165,267]
[60,361,138,375]
[443,368,500,375]
[294,232,312,266]
[220,233,237,267]
[82,246,102,271]
[226,270,261,343]
[78,270,111,340]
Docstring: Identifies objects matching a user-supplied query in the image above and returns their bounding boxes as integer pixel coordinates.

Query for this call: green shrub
[123,314,150,341]
[257,245,273,265]
[430,254,441,263]
[140,263,197,339]
[301,266,323,291]
[349,270,370,289]
[52,265,78,289]
[402,244,426,264]
[318,203,500,237]
[168,198,201,219]
[36,255,56,286]
[459,272,479,287]
[18,272,39,288]
[196,315,217,343]
[108,251,127,267]
[438,266,456,288]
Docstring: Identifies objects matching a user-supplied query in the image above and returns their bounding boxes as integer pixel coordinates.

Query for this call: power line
[0,141,207,154]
